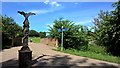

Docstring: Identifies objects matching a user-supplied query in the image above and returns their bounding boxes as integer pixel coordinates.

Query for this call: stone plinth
[19,50,32,68]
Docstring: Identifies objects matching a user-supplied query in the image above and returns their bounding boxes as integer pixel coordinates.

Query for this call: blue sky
[2,2,114,32]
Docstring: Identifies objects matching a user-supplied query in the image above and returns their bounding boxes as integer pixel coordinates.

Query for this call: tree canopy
[29,30,39,37]
[39,32,46,38]
[2,15,22,47]
[48,18,88,50]
[92,1,120,56]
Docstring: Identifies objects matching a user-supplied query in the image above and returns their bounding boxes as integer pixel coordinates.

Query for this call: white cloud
[27,1,63,15]
[27,9,54,14]
[50,2,60,7]
[44,0,50,4]
[1,0,117,2]
[44,0,61,7]
[27,4,63,15]
[74,3,79,5]
[75,20,92,25]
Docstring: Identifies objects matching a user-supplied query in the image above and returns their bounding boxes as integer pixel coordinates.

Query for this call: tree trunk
[11,37,14,46]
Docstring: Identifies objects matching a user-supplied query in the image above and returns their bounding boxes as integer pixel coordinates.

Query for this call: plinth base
[19,50,32,68]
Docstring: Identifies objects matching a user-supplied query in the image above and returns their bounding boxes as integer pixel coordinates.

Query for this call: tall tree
[93,1,120,56]
[2,15,22,47]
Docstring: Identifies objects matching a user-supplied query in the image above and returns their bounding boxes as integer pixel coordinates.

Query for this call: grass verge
[54,48,120,64]
[28,37,40,43]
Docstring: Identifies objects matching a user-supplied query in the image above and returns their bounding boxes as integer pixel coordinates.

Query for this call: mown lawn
[28,37,40,43]
[55,48,120,64]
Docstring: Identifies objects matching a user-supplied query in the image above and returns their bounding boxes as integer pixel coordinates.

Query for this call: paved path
[0,43,120,67]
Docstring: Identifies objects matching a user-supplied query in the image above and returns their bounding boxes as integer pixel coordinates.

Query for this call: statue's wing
[18,11,25,15]
[28,12,36,15]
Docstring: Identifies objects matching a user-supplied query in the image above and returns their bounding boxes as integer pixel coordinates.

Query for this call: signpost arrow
[63,28,69,31]
[58,29,62,32]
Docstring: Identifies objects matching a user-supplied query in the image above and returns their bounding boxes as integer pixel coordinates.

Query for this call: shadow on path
[1,54,119,68]
[31,54,50,65]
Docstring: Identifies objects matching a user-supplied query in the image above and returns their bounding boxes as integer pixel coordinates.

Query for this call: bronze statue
[18,11,35,50]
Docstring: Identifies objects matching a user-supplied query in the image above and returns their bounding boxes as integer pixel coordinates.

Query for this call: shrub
[88,44,107,55]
